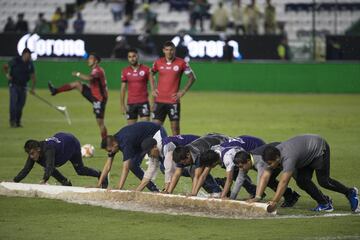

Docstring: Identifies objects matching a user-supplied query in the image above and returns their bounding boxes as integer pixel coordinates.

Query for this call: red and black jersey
[90,65,108,102]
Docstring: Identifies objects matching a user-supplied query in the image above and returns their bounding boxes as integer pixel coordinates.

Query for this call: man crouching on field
[13,132,107,187]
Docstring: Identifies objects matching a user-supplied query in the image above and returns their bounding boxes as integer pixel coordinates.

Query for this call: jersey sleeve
[151,60,158,73]
[282,157,296,173]
[143,157,159,180]
[13,157,35,182]
[121,69,127,82]
[122,146,135,161]
[164,151,176,183]
[230,169,246,200]
[182,60,192,75]
[223,150,235,172]
[43,146,56,182]
[91,68,100,79]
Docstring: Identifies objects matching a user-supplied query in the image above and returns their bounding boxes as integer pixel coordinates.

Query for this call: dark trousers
[232,168,294,198]
[294,142,350,204]
[267,167,295,201]
[182,166,222,193]
[126,127,167,192]
[131,153,159,192]
[233,168,257,196]
[50,151,101,185]
[70,150,101,178]
[9,84,27,125]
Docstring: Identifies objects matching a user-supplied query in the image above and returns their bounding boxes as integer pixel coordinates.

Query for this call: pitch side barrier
[0,59,359,93]
[0,182,275,219]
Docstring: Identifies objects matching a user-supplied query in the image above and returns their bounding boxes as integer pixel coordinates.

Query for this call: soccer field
[0,89,360,240]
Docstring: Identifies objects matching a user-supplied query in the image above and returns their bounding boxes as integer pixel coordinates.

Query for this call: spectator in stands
[243,0,262,35]
[211,2,229,32]
[51,7,62,34]
[3,17,16,33]
[125,0,135,20]
[138,33,157,56]
[34,13,50,34]
[123,19,136,34]
[57,12,68,34]
[190,0,209,33]
[15,13,28,33]
[111,36,130,59]
[277,35,291,60]
[170,0,190,11]
[73,12,85,34]
[264,0,276,34]
[231,0,245,35]
[111,0,123,22]
[143,4,157,34]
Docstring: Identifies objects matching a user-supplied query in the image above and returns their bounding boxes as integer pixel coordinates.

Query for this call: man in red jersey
[150,41,196,135]
[121,49,151,125]
[48,53,108,147]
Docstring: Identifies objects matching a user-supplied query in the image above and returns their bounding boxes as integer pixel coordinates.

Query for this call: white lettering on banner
[172,34,241,59]
[17,34,86,60]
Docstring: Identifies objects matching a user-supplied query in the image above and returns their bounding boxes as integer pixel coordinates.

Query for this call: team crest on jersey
[173,65,179,71]
[139,70,145,76]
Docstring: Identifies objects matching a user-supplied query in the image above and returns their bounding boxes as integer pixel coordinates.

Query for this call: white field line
[301,236,360,240]
[64,198,360,220]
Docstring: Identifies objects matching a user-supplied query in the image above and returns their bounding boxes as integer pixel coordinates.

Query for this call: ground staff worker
[3,48,36,128]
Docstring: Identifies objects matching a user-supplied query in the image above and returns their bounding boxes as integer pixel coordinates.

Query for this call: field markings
[65,198,359,220]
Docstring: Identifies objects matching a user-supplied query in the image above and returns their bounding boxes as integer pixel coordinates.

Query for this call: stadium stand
[0,0,359,39]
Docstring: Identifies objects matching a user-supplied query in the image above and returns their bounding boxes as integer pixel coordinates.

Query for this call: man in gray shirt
[253,134,359,213]
[167,133,230,196]
[231,142,300,208]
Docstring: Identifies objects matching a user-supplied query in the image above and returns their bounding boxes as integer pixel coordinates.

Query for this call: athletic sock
[57,84,74,94]
[101,127,108,140]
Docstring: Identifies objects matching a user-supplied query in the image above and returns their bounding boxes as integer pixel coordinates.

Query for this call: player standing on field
[121,49,151,125]
[150,41,196,135]
[48,53,108,147]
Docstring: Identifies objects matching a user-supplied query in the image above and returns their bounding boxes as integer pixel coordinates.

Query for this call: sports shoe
[312,197,334,212]
[312,202,334,212]
[347,187,360,212]
[48,81,57,96]
[210,192,221,198]
[62,179,72,186]
[281,191,300,208]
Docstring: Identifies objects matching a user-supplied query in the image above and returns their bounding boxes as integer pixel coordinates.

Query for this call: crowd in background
[3,7,85,34]
[2,0,278,36]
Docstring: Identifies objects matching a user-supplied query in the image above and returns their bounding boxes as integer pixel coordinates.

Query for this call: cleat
[281,191,300,208]
[312,202,334,212]
[347,187,360,212]
[48,81,57,96]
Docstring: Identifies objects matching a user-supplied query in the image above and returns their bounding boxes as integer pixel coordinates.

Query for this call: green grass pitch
[0,89,360,240]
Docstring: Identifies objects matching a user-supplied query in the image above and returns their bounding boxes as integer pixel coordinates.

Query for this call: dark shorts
[81,84,107,119]
[127,102,150,120]
[152,102,180,122]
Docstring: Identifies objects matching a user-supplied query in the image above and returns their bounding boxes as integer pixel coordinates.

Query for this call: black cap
[22,48,32,55]
[141,138,157,155]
